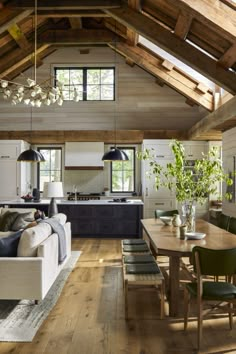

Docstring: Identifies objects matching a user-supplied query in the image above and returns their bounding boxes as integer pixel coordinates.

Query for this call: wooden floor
[1,239,236,354]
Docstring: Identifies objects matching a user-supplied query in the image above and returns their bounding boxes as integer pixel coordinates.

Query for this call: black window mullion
[83,68,87,100]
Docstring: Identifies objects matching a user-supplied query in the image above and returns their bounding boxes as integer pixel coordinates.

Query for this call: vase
[182,203,196,232]
[172,214,182,227]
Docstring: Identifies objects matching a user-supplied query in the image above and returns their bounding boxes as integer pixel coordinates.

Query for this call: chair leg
[184,287,190,330]
[159,280,165,319]
[229,302,233,329]
[197,295,203,350]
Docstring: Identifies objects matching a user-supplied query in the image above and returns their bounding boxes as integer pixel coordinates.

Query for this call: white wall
[222,127,236,217]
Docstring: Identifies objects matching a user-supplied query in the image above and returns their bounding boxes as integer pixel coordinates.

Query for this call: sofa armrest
[0,257,44,300]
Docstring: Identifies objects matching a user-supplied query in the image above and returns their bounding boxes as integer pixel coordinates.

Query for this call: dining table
[141,218,236,317]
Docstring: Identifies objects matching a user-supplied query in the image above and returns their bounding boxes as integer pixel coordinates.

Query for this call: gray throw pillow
[0,211,19,232]
[11,212,33,231]
[0,230,22,257]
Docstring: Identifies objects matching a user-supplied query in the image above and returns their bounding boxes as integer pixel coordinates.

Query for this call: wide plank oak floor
[0,239,236,354]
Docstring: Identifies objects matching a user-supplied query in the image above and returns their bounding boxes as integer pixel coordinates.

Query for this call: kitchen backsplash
[64,170,107,194]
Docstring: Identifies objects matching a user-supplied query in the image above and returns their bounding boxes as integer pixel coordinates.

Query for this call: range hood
[65,142,104,170]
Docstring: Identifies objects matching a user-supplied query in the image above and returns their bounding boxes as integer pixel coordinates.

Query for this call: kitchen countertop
[0,199,144,206]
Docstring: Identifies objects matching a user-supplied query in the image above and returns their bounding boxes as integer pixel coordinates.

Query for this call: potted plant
[138,140,233,231]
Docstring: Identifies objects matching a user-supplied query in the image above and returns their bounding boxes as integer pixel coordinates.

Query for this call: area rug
[0,251,81,342]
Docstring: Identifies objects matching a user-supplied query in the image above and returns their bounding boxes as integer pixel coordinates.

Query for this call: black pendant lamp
[17,148,45,162]
[102,25,129,163]
[102,147,129,161]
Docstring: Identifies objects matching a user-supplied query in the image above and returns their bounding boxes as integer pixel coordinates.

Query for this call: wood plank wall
[0,46,207,137]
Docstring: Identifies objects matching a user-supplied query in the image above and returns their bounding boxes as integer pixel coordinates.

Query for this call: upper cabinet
[182,141,207,160]
[65,142,104,170]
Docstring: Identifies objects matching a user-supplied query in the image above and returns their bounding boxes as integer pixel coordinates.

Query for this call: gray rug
[0,251,81,342]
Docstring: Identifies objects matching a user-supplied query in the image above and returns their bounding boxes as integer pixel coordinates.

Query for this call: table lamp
[46,181,64,217]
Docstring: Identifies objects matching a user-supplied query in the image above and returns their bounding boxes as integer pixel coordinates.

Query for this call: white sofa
[0,209,71,301]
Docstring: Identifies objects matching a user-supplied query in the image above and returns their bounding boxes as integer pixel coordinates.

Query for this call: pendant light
[102,25,129,162]
[17,0,45,162]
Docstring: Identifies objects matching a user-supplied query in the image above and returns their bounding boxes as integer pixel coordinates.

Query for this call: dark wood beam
[37,10,109,18]
[174,10,192,40]
[218,42,236,69]
[105,4,236,94]
[39,29,116,45]
[0,9,33,35]
[7,0,121,10]
[188,95,236,139]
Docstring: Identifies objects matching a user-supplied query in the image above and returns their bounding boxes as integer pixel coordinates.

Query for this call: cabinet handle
[0,155,10,158]
[16,187,19,196]
[155,203,164,205]
[156,155,165,158]
[146,188,148,197]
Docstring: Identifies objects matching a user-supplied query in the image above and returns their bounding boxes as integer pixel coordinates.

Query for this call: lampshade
[17,148,45,162]
[102,148,129,161]
[46,182,64,198]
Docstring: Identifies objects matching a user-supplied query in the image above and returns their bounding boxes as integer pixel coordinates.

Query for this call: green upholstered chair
[154,209,179,219]
[184,246,236,350]
[217,213,230,231]
[228,216,236,234]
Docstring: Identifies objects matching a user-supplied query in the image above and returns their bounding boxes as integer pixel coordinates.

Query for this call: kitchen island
[0,199,144,238]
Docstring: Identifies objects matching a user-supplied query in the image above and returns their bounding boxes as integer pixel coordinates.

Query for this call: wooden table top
[141,218,236,257]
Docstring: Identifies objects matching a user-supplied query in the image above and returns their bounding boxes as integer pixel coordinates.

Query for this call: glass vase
[182,203,196,232]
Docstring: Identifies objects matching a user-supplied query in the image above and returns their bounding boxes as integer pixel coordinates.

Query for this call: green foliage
[137,140,233,205]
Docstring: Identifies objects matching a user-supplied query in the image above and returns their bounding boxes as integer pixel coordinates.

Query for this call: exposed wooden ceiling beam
[105,4,236,94]
[0,9,33,35]
[218,42,236,69]
[0,130,187,143]
[39,29,116,45]
[7,0,121,10]
[0,44,50,79]
[7,23,30,50]
[109,41,214,111]
[126,0,140,46]
[37,10,109,18]
[165,0,236,41]
[174,10,192,40]
[188,95,236,139]
[69,18,82,29]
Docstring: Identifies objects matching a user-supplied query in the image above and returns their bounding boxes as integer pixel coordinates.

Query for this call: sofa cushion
[17,222,52,257]
[11,212,33,231]
[0,211,19,231]
[0,230,22,257]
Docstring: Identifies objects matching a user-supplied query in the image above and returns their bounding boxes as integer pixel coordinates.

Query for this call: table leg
[169,255,180,317]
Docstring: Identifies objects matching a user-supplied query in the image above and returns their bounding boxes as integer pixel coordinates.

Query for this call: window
[111,148,135,193]
[54,67,115,101]
[37,148,62,191]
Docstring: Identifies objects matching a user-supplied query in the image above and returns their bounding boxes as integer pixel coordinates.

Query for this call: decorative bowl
[160,216,172,226]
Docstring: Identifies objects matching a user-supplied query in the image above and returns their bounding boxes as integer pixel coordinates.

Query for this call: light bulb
[24,98,31,105]
[17,86,24,93]
[34,85,42,94]
[27,78,36,87]
[1,80,8,88]
[35,99,42,107]
[4,89,11,97]
[57,97,63,106]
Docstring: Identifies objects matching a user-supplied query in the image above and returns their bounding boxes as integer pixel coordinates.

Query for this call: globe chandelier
[0,0,73,108]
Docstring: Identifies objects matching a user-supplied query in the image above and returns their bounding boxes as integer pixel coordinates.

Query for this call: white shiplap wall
[0,47,207,131]
[222,127,236,217]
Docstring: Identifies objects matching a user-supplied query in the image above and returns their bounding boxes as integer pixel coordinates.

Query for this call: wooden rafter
[188,95,236,140]
[126,0,140,46]
[218,42,236,69]
[39,29,116,45]
[174,10,192,40]
[0,9,33,35]
[6,0,122,10]
[37,10,109,18]
[109,41,214,111]
[105,4,236,94]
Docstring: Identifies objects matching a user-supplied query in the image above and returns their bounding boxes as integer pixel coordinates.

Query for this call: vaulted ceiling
[0,0,235,142]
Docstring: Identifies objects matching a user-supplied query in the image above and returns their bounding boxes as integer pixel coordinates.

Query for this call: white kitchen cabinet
[0,140,30,200]
[65,142,104,169]
[142,140,176,218]
[182,141,207,160]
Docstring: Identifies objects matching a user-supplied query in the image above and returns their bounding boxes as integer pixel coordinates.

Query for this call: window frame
[37,147,63,192]
[110,147,136,194]
[54,66,115,101]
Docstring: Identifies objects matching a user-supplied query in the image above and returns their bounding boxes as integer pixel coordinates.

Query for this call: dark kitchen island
[0,199,143,238]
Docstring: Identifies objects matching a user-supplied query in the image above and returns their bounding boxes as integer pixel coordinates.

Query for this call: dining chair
[217,213,230,231]
[184,246,236,350]
[154,209,179,219]
[228,216,236,234]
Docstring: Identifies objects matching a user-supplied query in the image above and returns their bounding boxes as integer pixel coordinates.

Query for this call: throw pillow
[11,212,33,231]
[0,211,19,232]
[0,230,22,257]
